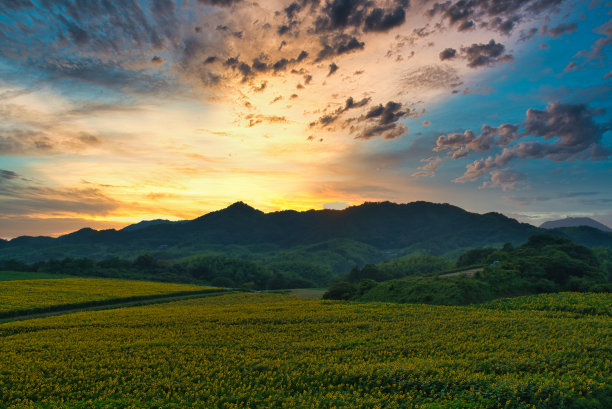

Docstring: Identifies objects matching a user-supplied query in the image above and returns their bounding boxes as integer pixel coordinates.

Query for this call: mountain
[121,219,182,232]
[540,217,612,232]
[1,201,610,264]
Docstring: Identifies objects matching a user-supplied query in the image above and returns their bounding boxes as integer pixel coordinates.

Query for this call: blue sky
[0,0,611,238]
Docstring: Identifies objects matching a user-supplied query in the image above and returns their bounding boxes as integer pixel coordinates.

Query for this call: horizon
[1,1,611,239]
[2,199,611,240]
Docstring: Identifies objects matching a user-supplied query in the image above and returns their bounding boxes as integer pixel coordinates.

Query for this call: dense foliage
[0,252,338,290]
[0,292,609,408]
[326,235,612,304]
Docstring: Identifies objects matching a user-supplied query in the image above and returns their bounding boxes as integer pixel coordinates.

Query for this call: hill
[326,234,611,304]
[1,201,611,268]
[0,201,532,261]
[540,217,612,232]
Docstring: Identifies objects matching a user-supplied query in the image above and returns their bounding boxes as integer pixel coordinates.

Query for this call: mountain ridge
[540,217,612,232]
[1,201,611,263]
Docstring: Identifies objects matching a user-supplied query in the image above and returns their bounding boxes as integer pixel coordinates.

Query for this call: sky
[0,0,611,239]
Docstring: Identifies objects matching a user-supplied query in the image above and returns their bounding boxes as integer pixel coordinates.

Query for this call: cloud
[480,169,525,191]
[441,102,611,189]
[439,48,457,60]
[0,176,120,217]
[363,7,406,32]
[328,62,339,76]
[541,22,577,37]
[564,61,578,73]
[461,40,514,68]
[435,124,520,158]
[427,0,564,35]
[310,96,371,128]
[357,122,408,140]
[197,0,243,7]
[316,35,365,61]
[402,65,462,90]
[414,156,442,176]
[353,101,410,140]
[411,171,434,177]
[0,169,19,180]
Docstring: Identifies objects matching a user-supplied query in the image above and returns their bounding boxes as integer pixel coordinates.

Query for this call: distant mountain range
[1,201,611,264]
[540,217,612,232]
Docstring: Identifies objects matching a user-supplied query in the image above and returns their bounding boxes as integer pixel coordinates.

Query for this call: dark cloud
[366,101,408,125]
[328,62,339,76]
[204,56,217,64]
[285,2,302,20]
[315,0,366,32]
[273,58,289,72]
[66,22,89,46]
[151,55,164,64]
[0,169,19,180]
[297,50,309,62]
[310,96,370,128]
[314,0,408,34]
[197,0,243,6]
[427,0,563,35]
[353,100,410,140]
[439,48,456,60]
[316,34,365,61]
[541,22,578,37]
[252,57,269,72]
[457,20,474,31]
[487,16,519,35]
[277,25,291,35]
[363,7,406,32]
[462,40,513,68]
[442,102,611,188]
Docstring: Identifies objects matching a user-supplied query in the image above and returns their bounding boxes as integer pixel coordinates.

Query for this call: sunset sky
[1,0,611,238]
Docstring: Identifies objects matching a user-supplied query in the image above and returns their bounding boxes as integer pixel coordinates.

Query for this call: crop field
[0,292,610,408]
[480,292,612,316]
[0,278,211,316]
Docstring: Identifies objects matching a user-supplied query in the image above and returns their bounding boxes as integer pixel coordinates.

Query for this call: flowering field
[480,292,612,316]
[0,278,211,315]
[1,292,610,408]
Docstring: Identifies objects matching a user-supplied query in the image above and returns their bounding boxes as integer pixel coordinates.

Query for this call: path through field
[0,290,234,324]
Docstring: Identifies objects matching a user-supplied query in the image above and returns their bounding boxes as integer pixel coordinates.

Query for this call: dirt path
[0,290,235,324]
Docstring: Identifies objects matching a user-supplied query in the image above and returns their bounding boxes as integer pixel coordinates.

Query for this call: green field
[0,292,610,408]
[0,277,212,316]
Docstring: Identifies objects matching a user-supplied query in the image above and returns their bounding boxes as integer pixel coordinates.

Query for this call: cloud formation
[435,102,611,189]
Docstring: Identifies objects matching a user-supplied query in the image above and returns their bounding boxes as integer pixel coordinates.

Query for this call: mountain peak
[540,217,612,232]
[227,201,256,211]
